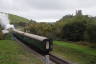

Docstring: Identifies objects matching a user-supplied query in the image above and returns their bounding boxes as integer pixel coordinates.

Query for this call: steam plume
[0,13,14,34]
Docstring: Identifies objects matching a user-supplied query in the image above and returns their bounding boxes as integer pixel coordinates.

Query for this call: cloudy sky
[0,0,96,22]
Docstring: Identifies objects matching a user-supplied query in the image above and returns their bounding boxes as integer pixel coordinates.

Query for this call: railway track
[49,54,71,64]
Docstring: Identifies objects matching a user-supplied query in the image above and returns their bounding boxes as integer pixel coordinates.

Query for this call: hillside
[8,14,30,23]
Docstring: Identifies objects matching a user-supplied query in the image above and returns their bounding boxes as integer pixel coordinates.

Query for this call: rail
[50,54,71,64]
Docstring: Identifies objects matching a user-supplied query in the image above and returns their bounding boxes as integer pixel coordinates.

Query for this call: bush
[62,21,86,41]
[0,29,3,40]
[87,23,96,43]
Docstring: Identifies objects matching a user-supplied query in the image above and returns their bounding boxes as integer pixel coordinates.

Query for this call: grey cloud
[0,0,96,22]
[26,0,96,10]
[26,0,62,10]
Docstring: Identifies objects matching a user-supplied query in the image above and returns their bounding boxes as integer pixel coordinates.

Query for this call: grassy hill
[8,14,30,24]
[0,40,43,64]
[8,13,37,29]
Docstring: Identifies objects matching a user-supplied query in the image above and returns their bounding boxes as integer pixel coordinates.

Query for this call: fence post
[44,55,50,64]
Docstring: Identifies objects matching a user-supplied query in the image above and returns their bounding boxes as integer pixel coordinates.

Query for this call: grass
[0,40,43,64]
[52,41,96,64]
[8,14,30,23]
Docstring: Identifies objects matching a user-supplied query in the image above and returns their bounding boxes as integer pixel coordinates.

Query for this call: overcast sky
[0,0,96,22]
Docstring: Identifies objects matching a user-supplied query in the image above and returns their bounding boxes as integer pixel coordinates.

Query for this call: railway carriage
[13,29,53,55]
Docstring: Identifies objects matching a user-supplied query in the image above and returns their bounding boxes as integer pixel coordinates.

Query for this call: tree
[62,15,87,41]
[87,23,96,42]
[0,26,3,40]
[62,21,86,41]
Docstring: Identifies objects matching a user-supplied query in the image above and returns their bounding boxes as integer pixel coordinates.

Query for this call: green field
[52,41,96,64]
[0,40,43,64]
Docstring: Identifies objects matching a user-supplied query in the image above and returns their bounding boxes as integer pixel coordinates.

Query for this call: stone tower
[76,10,82,16]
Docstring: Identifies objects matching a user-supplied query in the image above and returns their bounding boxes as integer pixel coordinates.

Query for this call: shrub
[62,21,86,41]
[0,29,3,40]
[87,23,96,43]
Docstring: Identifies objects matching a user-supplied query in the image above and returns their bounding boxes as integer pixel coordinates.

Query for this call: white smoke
[0,13,14,34]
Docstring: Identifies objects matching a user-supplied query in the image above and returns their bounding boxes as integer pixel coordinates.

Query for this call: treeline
[22,10,96,44]
[61,15,96,43]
